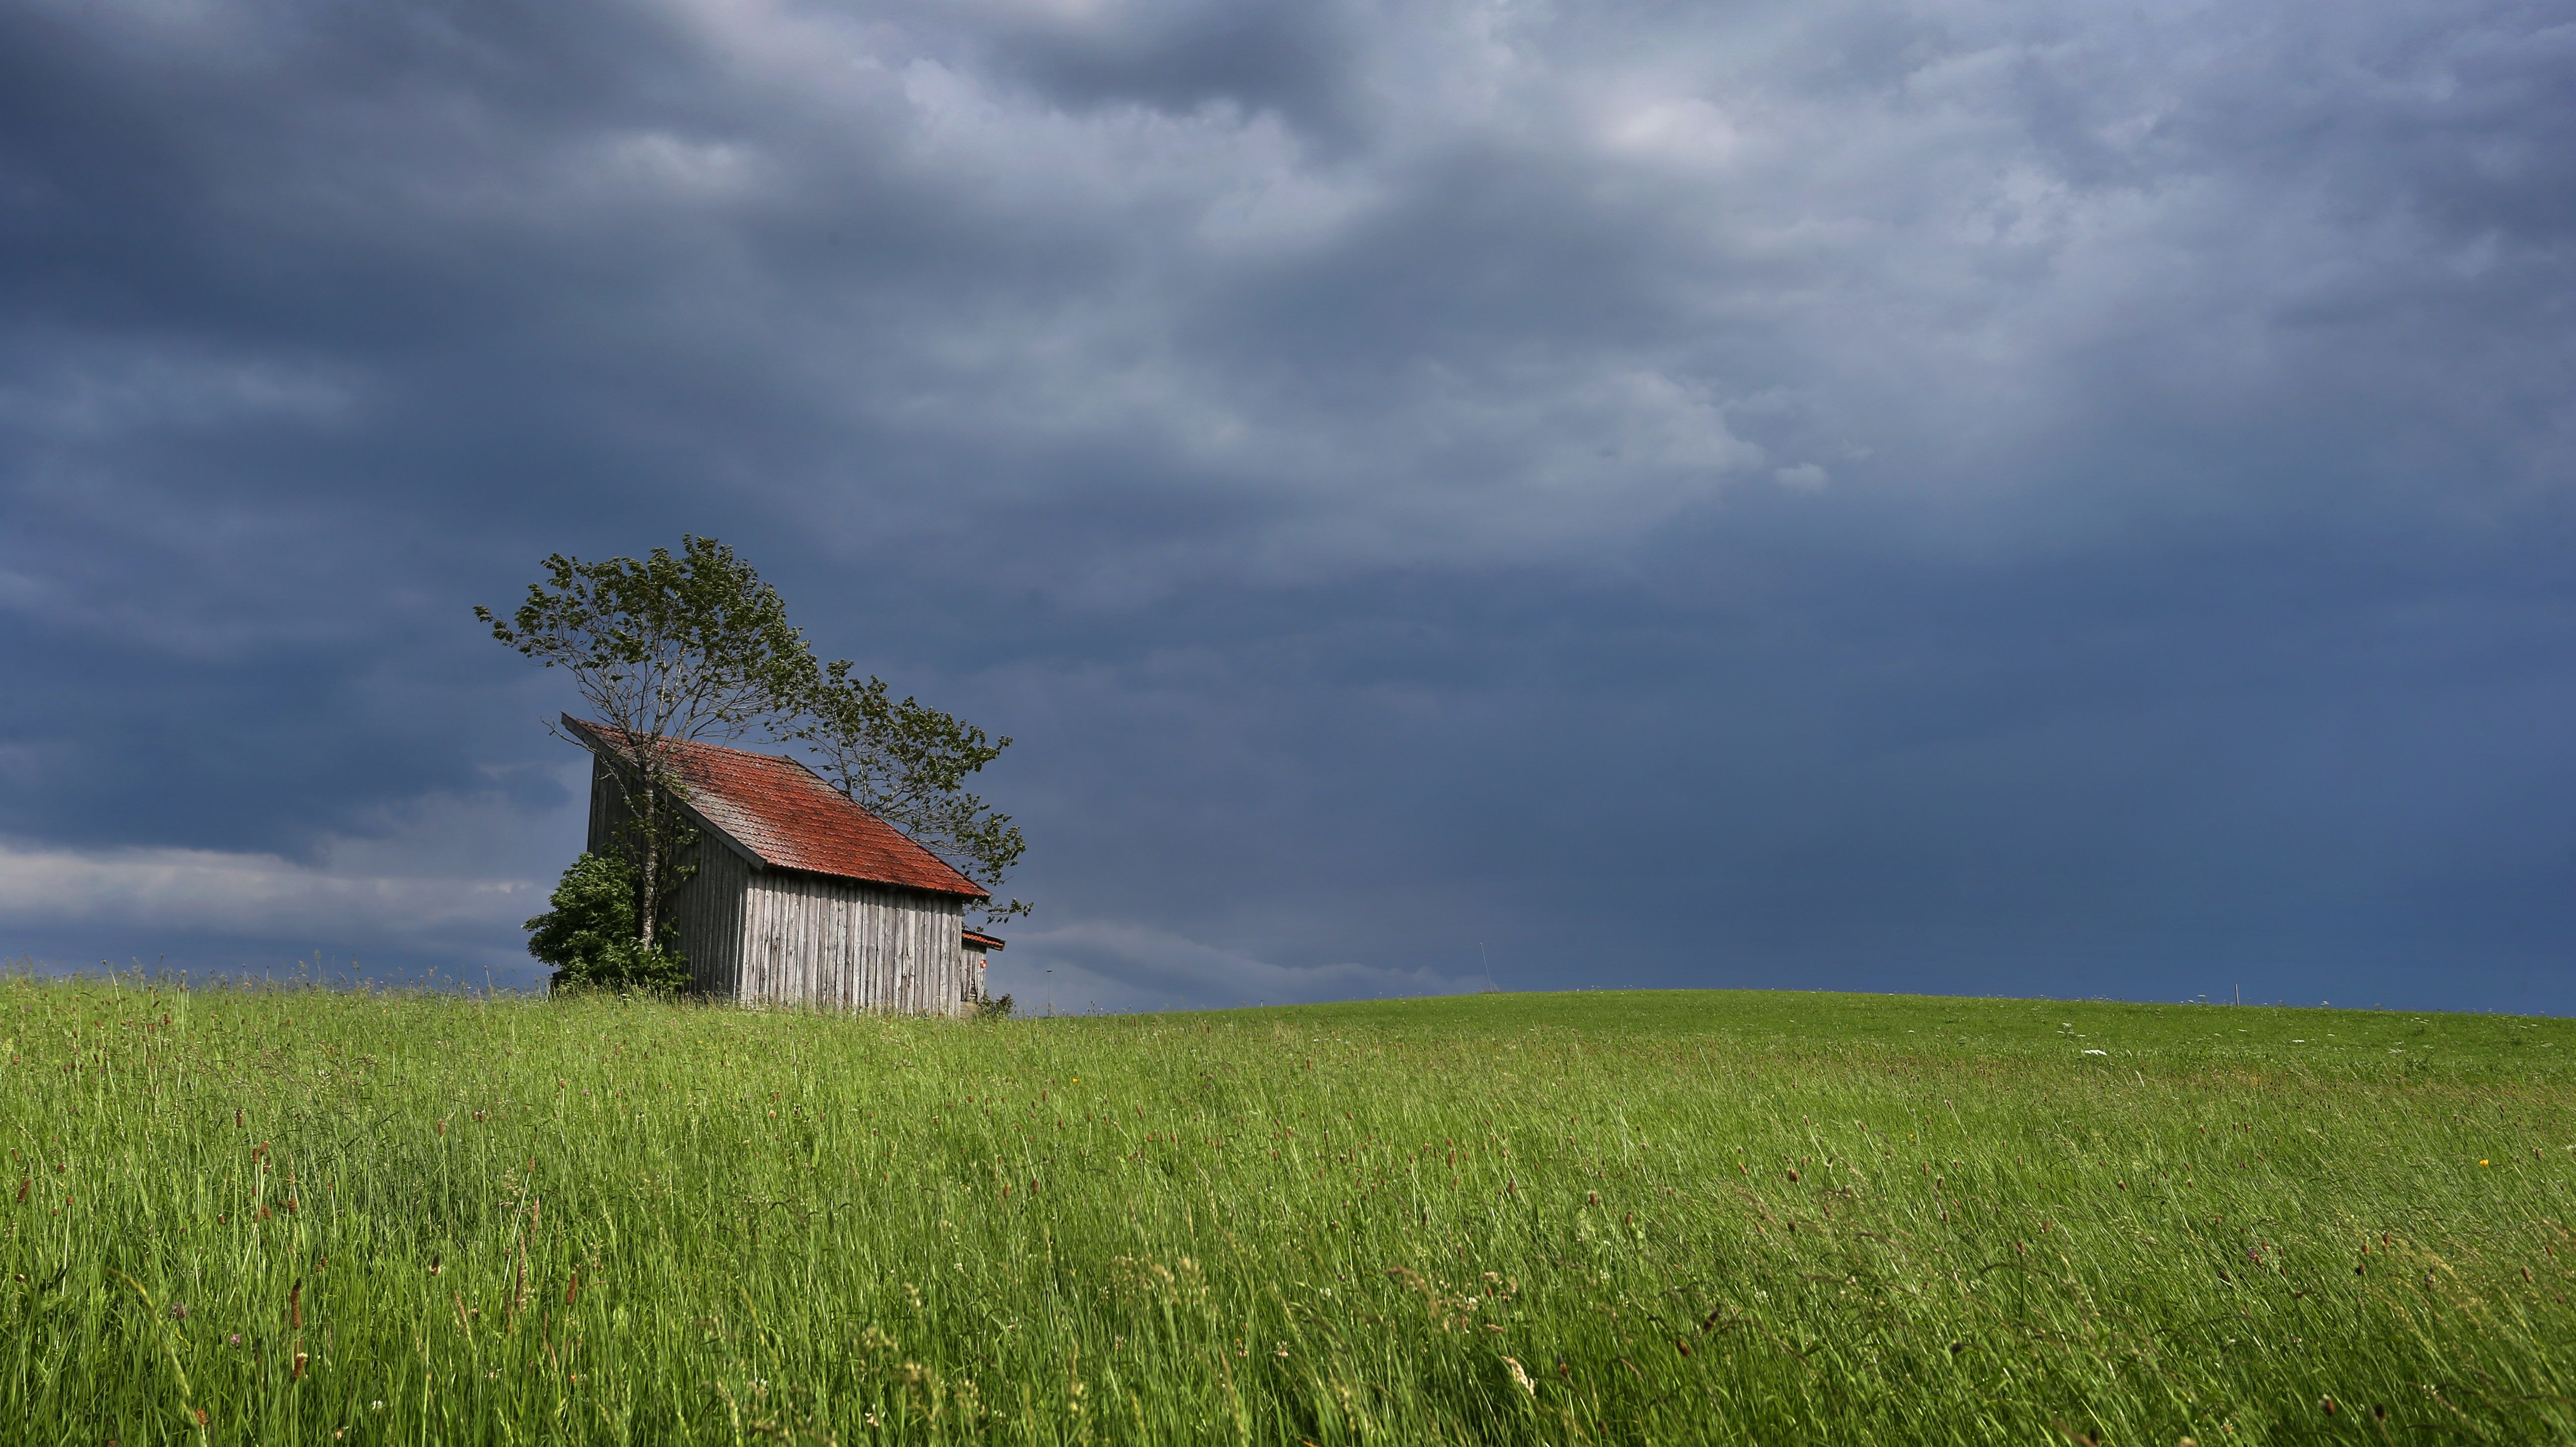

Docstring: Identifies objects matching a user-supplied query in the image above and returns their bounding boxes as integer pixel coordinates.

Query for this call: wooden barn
[564,716,1000,1014]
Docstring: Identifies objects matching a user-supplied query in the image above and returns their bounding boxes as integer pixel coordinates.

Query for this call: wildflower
[228,1334,241,1346]
[168,1303,189,1320]
[371,1401,386,1411]
[2321,1396,2336,1417]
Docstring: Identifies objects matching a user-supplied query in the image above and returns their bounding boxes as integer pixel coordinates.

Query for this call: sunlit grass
[5,974,2571,1443]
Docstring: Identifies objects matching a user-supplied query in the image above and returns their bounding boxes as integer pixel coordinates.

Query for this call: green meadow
[5,975,2572,1445]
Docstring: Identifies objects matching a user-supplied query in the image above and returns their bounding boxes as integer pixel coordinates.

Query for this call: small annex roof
[563,716,986,899]
[962,930,1007,952]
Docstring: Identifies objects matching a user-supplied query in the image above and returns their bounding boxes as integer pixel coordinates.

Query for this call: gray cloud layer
[2,0,2570,1010]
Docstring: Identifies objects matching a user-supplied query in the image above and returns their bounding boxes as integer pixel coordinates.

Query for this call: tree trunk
[637,826,661,953]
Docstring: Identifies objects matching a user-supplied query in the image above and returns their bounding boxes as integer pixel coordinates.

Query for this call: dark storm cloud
[1,0,2570,1008]
[988,0,1361,145]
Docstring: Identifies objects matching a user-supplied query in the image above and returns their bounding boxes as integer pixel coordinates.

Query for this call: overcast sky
[2,0,2570,1013]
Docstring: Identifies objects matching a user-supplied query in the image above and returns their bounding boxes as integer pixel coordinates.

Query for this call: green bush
[524,851,691,995]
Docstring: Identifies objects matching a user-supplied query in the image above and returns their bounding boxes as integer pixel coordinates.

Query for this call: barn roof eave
[563,716,769,875]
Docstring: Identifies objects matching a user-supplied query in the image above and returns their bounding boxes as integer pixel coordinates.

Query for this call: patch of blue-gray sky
[0,0,2569,1011]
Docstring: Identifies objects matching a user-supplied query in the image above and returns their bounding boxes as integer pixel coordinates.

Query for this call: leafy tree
[791,659,1031,928]
[476,536,810,958]
[523,852,691,994]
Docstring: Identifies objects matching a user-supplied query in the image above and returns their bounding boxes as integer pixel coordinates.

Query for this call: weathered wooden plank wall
[669,845,748,997]
[735,873,969,1015]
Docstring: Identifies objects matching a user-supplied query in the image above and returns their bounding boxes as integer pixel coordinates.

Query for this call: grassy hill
[5,975,2570,1444]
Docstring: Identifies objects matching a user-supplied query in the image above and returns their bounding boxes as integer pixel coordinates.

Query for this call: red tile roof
[962,930,1007,952]
[564,717,986,899]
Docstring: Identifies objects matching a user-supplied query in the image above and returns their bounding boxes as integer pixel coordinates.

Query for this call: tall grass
[4,974,2571,1444]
